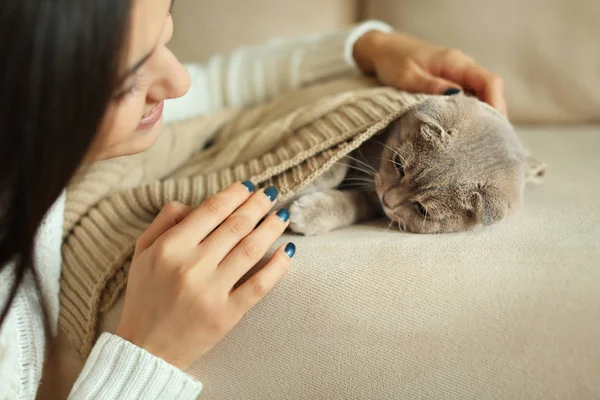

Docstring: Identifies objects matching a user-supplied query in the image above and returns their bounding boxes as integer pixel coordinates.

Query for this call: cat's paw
[289,191,345,236]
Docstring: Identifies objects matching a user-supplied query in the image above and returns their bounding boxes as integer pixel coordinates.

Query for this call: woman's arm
[164,20,508,123]
[163,20,393,123]
[68,333,203,398]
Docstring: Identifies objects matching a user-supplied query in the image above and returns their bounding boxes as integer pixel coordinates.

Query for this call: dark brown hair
[0,0,132,328]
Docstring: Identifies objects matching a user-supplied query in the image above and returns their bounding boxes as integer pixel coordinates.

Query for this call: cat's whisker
[394,219,407,232]
[357,148,377,175]
[337,162,375,177]
[385,219,395,232]
[343,178,375,184]
[429,202,441,216]
[340,187,373,192]
[357,147,370,164]
[375,140,408,165]
[344,154,377,174]
[340,178,375,186]
[420,213,427,232]
[338,183,374,192]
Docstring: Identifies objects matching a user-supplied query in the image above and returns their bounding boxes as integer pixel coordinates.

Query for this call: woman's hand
[353,30,507,116]
[115,182,294,370]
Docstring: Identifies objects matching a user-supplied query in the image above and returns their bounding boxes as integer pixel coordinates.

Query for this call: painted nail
[241,181,256,192]
[264,186,279,202]
[276,208,290,223]
[284,242,296,258]
[443,88,462,96]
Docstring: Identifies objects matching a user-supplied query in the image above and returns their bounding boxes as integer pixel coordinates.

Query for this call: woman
[0,0,506,398]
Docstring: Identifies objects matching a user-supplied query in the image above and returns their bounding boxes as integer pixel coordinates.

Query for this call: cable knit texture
[70,333,202,398]
[0,21,392,398]
[61,82,430,360]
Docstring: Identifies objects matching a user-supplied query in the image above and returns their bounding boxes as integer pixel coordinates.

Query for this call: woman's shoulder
[33,190,66,332]
[35,190,66,258]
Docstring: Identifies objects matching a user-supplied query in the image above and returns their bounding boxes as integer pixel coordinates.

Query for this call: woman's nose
[147,50,191,102]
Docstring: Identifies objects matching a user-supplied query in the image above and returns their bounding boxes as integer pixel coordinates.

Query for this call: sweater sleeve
[68,333,202,399]
[163,20,393,124]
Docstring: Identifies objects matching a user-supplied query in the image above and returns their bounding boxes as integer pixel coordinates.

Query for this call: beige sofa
[41,1,600,399]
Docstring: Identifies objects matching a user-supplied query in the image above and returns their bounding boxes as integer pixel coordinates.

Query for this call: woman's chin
[130,118,164,153]
[89,118,165,162]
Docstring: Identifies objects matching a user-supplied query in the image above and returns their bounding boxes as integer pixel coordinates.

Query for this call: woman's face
[88,0,190,161]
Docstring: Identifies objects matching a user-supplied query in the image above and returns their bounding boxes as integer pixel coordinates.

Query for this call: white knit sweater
[0,21,392,399]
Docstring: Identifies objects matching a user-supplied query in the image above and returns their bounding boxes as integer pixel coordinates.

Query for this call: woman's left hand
[353,30,507,116]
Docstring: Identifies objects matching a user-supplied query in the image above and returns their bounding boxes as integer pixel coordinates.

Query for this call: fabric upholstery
[169,0,358,62]
[46,124,600,399]
[364,0,600,123]
[39,1,600,399]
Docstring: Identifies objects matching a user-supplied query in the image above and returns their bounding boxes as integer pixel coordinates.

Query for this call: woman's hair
[0,0,132,327]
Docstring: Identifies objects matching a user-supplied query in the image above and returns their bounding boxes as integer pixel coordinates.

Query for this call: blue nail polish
[241,181,255,192]
[276,208,290,223]
[284,242,296,258]
[444,88,461,96]
[264,186,279,202]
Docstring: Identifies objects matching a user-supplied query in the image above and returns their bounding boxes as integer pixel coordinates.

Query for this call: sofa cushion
[43,124,600,399]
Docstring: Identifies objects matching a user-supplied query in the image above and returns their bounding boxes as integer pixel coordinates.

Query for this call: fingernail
[264,186,279,202]
[276,208,290,223]
[443,88,461,96]
[241,181,255,192]
[285,242,296,258]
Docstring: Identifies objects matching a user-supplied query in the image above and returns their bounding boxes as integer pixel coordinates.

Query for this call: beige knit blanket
[59,77,431,359]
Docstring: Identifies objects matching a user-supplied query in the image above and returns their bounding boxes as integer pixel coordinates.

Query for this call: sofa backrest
[169,0,600,124]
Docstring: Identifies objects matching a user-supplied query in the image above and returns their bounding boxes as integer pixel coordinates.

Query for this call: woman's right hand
[115,181,295,370]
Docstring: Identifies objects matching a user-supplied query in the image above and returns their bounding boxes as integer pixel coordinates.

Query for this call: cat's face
[372,94,543,233]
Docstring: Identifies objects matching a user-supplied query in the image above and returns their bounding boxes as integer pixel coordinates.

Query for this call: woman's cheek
[107,100,146,144]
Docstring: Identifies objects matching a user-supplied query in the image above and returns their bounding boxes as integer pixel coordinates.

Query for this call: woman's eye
[414,202,428,217]
[394,154,405,177]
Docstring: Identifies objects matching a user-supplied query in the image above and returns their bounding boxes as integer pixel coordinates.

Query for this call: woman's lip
[137,101,164,130]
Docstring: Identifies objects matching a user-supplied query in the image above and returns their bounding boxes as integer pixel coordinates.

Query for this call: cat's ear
[524,151,547,185]
[414,101,453,144]
[471,186,508,226]
[419,120,450,144]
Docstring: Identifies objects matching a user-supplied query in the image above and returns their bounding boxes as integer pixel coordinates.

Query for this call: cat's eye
[393,154,405,178]
[414,202,428,217]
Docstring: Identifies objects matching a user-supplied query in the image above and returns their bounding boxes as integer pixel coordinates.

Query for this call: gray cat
[283,93,546,235]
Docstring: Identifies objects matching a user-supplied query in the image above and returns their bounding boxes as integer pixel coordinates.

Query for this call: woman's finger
[440,60,507,115]
[397,66,462,95]
[135,201,194,255]
[168,181,255,246]
[463,63,506,116]
[198,186,279,265]
[217,208,290,287]
[228,242,295,313]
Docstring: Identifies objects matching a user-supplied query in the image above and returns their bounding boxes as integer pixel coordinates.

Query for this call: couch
[40,1,600,399]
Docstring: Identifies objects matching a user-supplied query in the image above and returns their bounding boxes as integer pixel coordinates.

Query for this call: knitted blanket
[59,77,430,359]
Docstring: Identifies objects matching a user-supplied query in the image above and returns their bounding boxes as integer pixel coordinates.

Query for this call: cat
[282,93,546,235]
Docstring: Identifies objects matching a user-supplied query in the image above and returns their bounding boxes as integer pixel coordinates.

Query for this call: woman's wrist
[352,30,389,74]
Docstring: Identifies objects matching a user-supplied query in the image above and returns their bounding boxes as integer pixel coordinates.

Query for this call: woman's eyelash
[114,73,143,101]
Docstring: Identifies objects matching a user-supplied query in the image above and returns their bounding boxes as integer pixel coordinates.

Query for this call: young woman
[0,0,506,397]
